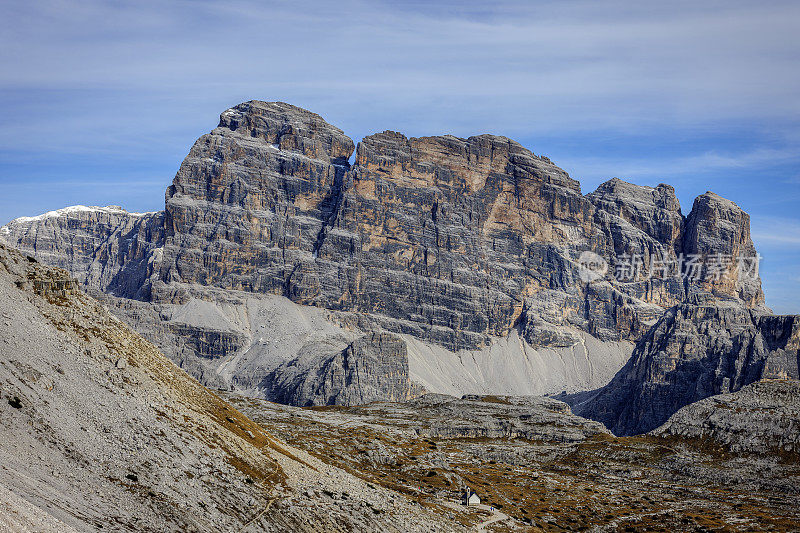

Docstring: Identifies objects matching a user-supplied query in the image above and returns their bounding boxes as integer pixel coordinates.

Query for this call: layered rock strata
[1,102,766,350]
[2,100,791,425]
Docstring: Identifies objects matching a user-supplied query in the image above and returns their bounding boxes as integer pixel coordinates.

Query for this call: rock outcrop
[570,297,800,435]
[413,394,610,443]
[653,380,800,455]
[267,332,423,406]
[683,192,764,306]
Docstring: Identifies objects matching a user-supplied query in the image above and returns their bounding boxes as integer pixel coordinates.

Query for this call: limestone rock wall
[157,102,353,302]
[683,192,764,306]
[572,297,800,435]
[140,101,765,352]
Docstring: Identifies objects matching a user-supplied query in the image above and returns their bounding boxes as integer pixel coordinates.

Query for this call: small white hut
[462,487,480,506]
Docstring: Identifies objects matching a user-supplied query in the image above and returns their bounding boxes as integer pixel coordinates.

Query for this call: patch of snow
[10,205,156,224]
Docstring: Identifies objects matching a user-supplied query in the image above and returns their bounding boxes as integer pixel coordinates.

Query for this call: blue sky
[1,0,799,312]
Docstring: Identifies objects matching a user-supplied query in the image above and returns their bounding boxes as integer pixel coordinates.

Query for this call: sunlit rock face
[324,130,601,349]
[683,191,765,307]
[156,101,354,301]
[134,101,764,351]
[2,101,766,353]
[155,106,609,350]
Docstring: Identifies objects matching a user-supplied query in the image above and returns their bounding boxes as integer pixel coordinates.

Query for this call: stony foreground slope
[224,391,800,531]
[2,100,798,435]
[0,243,461,532]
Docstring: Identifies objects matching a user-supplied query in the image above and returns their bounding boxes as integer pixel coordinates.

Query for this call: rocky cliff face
[570,296,800,435]
[156,102,353,303]
[0,206,164,298]
[327,131,595,349]
[2,100,788,424]
[683,192,764,306]
[152,102,763,352]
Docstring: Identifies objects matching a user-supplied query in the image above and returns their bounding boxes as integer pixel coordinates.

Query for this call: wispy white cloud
[565,147,800,181]
[682,148,800,171]
[751,216,800,248]
[1,0,800,153]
